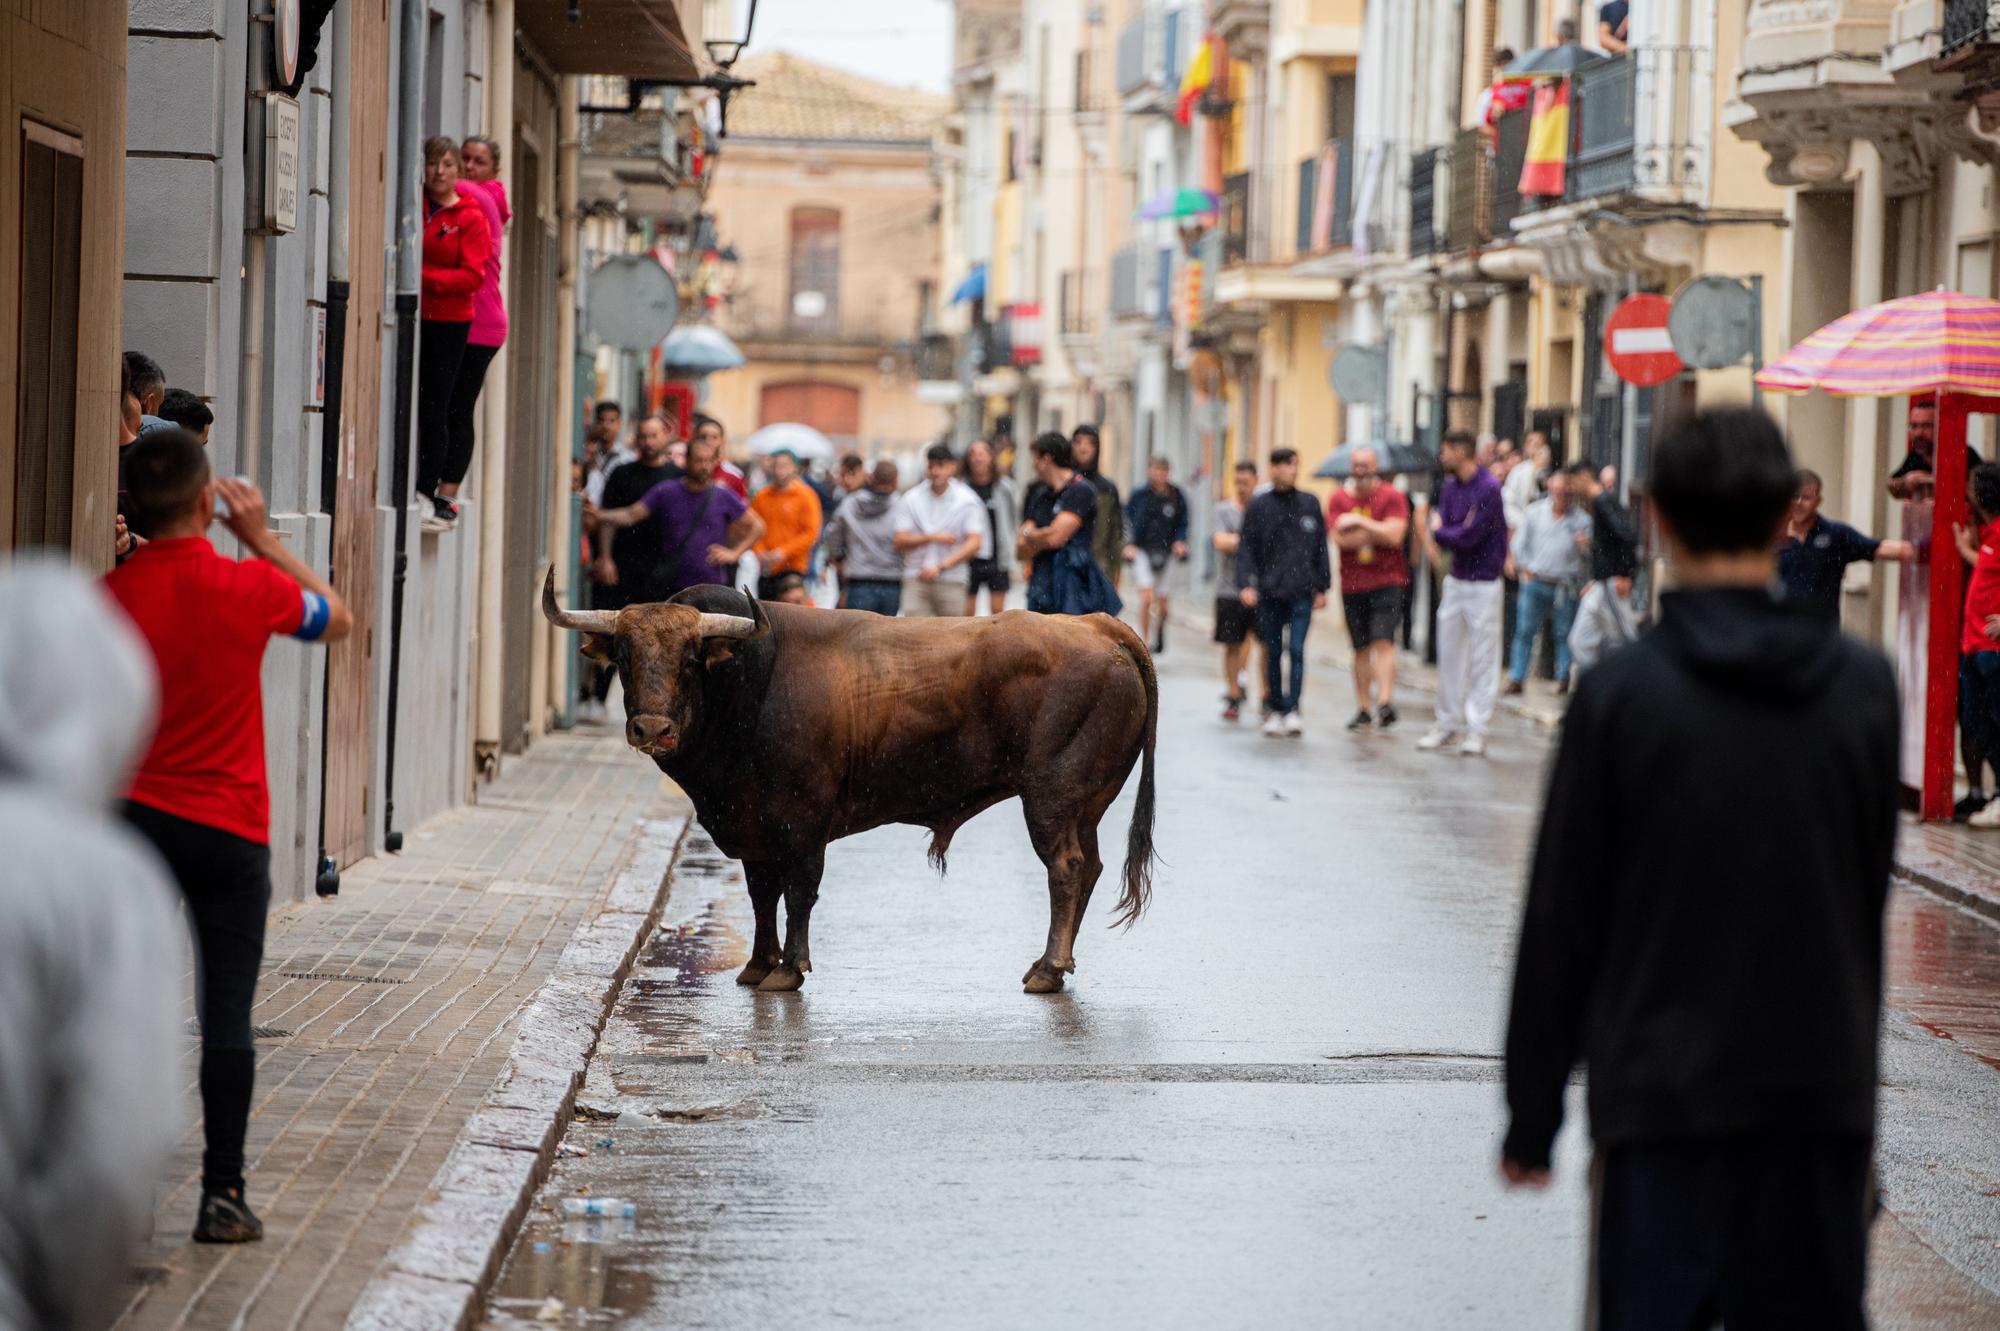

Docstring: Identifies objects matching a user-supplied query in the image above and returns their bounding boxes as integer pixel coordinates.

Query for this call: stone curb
[342,814,692,1331]
[1892,848,2000,927]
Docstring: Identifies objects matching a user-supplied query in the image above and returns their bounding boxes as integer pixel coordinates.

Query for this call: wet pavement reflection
[486,651,2000,1329]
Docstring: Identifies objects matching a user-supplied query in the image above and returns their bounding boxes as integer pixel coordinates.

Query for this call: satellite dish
[588,254,680,350]
[1330,345,1387,405]
[1668,276,1759,371]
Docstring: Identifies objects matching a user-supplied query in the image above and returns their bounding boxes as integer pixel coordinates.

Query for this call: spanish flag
[1518,78,1570,197]
[1176,35,1213,126]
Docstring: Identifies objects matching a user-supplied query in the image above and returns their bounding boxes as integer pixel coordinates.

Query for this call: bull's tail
[1111,631,1159,930]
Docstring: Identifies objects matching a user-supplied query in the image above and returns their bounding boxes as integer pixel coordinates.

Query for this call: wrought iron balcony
[1945,0,1998,54]
[1566,48,1707,204]
[1221,171,1251,266]
[1116,7,1189,112]
[1111,244,1146,319]
[1446,126,1490,251]
[1491,106,1530,232]
[1409,148,1442,256]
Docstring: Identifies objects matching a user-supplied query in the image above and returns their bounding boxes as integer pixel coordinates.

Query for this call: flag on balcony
[1519,79,1570,198]
[1176,35,1213,126]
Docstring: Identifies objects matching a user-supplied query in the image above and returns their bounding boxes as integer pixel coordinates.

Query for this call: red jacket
[421,191,491,323]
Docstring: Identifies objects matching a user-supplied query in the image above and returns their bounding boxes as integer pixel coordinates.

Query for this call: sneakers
[1375,703,1398,731]
[1345,708,1373,732]
[1222,692,1246,723]
[1953,789,1991,823]
[193,1188,263,1244]
[1970,800,2000,829]
[419,493,458,534]
[1261,712,1286,738]
[576,698,607,725]
[1459,733,1488,759]
[1283,711,1304,737]
[1501,679,1525,697]
[1416,728,1462,754]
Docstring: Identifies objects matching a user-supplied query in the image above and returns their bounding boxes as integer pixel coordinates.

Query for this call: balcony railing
[915,333,955,382]
[1567,54,1636,202]
[1564,47,1706,204]
[1491,106,1530,233]
[1116,7,1189,107]
[1221,171,1251,265]
[1059,269,1096,337]
[1409,148,1442,256]
[1446,126,1489,251]
[1111,244,1145,319]
[1945,0,1995,54]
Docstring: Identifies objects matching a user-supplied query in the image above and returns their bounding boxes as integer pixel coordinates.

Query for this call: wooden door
[320,3,388,867]
[758,379,861,436]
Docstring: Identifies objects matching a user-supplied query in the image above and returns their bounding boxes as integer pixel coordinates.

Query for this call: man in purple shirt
[587,436,765,601]
[1418,429,1509,757]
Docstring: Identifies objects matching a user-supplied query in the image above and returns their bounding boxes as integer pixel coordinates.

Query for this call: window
[788,207,840,335]
[14,120,84,550]
[1326,73,1357,143]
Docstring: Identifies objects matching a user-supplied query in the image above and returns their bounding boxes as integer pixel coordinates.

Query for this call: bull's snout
[625,714,676,754]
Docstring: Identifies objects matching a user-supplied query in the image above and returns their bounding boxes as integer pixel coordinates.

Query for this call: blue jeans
[1257,593,1314,714]
[844,580,902,616]
[1510,577,1579,683]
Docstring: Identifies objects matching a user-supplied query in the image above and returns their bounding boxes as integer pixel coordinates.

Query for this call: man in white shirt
[895,443,988,617]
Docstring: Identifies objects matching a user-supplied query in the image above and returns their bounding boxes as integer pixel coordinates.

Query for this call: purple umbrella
[1137,187,1219,220]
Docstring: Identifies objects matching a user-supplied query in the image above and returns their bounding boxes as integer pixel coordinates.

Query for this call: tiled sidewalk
[115,725,685,1331]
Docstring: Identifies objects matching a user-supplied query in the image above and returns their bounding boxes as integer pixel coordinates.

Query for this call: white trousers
[1436,576,1504,737]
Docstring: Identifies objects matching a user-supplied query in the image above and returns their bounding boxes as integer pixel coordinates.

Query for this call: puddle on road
[1887,886,2000,1071]
[487,1210,653,1329]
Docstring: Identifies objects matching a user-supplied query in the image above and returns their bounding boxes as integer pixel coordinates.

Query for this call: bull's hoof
[735,959,773,987]
[755,965,806,993]
[1022,962,1066,994]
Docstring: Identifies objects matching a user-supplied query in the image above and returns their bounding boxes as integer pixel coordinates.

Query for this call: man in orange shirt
[751,448,823,602]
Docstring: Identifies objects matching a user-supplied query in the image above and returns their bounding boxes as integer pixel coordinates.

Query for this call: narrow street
[486,645,2000,1329]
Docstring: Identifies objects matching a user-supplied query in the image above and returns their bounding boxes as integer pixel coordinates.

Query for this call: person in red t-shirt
[104,428,353,1244]
[416,136,492,533]
[1953,463,2000,828]
[1327,446,1413,732]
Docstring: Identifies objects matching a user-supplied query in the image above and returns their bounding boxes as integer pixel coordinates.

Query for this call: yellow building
[702,53,951,457]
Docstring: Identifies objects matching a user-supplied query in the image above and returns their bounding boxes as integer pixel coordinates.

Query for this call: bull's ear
[702,638,738,670]
[580,634,614,663]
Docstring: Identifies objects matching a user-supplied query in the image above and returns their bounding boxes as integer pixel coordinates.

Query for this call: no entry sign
[1604,293,1686,387]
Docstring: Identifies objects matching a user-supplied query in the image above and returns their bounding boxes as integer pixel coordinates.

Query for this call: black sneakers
[1376,703,1398,731]
[193,1188,264,1244]
[420,493,459,534]
[1345,708,1373,732]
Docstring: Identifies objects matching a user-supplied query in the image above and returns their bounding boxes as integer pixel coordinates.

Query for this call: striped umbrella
[1756,288,2000,397]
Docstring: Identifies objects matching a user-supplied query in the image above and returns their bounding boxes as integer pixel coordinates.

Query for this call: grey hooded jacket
[0,559,183,1331]
[823,488,908,581]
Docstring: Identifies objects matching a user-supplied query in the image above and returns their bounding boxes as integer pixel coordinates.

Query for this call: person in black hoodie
[1237,447,1333,737]
[1502,407,1898,1330]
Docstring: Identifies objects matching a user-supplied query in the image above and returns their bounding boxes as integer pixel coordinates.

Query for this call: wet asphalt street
[488,638,2000,1330]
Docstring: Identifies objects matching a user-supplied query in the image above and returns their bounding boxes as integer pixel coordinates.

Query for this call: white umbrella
[744,422,835,464]
[656,324,746,374]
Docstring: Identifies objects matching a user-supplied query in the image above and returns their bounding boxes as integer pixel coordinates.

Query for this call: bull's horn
[540,566,618,634]
[695,611,758,639]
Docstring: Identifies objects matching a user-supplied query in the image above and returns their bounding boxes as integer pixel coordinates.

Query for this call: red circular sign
[1604,293,1686,388]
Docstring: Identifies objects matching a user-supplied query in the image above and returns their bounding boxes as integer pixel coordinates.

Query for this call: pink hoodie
[462,178,511,348]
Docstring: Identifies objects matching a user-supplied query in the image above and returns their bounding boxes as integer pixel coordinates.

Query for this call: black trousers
[443,341,501,491]
[1590,1135,1872,1331]
[415,319,470,499]
[587,578,631,702]
[124,802,273,1195]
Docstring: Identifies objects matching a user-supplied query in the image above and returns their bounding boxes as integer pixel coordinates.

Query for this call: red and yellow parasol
[1756,288,2000,397]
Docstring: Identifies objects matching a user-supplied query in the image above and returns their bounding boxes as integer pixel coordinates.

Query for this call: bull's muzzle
[626,714,677,755]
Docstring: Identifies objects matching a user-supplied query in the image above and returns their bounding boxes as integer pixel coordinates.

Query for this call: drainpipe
[239,0,276,486]
[382,0,427,852]
[313,0,354,895]
[550,77,581,730]
[475,0,516,778]
[1847,139,1888,640]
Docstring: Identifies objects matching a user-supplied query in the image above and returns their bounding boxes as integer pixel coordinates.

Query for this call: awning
[950,263,988,305]
[516,0,702,79]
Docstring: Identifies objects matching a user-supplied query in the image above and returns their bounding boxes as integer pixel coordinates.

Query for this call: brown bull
[541,569,1157,993]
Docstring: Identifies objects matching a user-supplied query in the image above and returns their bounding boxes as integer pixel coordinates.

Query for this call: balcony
[914,332,956,382]
[1491,107,1529,234]
[1445,127,1490,251]
[1567,54,1637,201]
[1567,49,1706,204]
[1118,7,1190,113]
[1409,148,1442,256]
[1221,171,1251,266]
[1944,0,1995,53]
[1295,140,1354,256]
[1058,269,1097,339]
[1111,245,1145,319]
[1211,0,1270,53]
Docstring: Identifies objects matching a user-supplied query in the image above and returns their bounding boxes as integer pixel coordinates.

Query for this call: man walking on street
[1238,447,1332,738]
[1071,424,1126,592]
[1125,456,1191,653]
[1020,432,1121,616]
[749,448,823,602]
[824,461,906,615]
[588,435,765,599]
[1327,446,1411,731]
[1779,468,1914,620]
[896,443,987,616]
[584,414,682,720]
[1505,466,1592,696]
[1503,407,1898,1330]
[962,437,1018,615]
[1212,460,1258,721]
[106,428,355,1244]
[1420,429,1509,757]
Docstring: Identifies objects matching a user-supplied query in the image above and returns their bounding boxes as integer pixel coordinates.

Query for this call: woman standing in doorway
[442,135,510,522]
[416,136,491,534]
